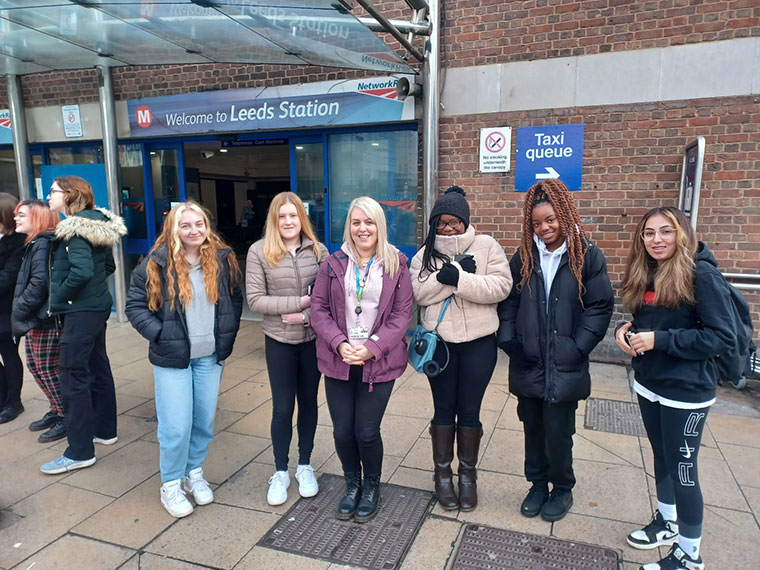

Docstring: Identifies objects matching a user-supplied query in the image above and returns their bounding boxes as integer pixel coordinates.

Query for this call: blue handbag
[408,297,452,377]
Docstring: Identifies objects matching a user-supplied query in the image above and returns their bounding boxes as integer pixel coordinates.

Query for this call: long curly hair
[518,179,587,300]
[146,202,239,312]
[621,206,697,314]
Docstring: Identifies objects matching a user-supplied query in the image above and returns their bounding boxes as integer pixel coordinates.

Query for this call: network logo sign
[0,109,11,145]
[357,79,400,100]
[515,123,584,191]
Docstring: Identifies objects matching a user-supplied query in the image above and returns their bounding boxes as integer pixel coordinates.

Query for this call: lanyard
[354,256,374,315]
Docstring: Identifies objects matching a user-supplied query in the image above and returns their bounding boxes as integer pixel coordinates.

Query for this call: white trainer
[182,467,214,505]
[295,464,319,498]
[161,479,194,518]
[267,470,290,506]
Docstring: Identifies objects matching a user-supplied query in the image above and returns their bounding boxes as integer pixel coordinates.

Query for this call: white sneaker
[161,479,194,518]
[267,470,290,506]
[93,436,118,445]
[295,464,319,498]
[182,467,214,506]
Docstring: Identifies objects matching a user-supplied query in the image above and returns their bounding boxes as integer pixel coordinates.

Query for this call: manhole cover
[259,473,434,570]
[451,524,619,569]
[584,398,646,437]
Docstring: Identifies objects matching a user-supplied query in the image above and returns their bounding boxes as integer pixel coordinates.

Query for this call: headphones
[413,333,450,378]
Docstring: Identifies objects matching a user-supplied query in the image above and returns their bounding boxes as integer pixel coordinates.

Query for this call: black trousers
[517,397,578,490]
[325,366,394,478]
[427,334,496,428]
[638,394,709,540]
[265,336,321,471]
[59,310,117,460]
[0,333,23,405]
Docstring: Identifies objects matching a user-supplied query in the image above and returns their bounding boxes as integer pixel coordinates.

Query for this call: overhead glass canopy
[0,0,415,76]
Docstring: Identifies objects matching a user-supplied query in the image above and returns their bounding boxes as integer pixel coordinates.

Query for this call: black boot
[38,417,67,443]
[430,424,458,510]
[29,410,58,432]
[457,425,483,512]
[0,402,24,424]
[354,475,381,523]
[520,483,550,518]
[336,472,362,520]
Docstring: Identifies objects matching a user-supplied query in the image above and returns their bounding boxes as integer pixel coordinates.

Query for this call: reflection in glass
[294,143,325,242]
[150,149,181,236]
[119,144,147,240]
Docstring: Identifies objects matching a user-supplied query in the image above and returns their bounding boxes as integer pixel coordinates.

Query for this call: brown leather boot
[457,425,483,512]
[430,424,458,510]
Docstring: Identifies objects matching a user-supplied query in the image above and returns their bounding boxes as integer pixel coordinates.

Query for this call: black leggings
[427,334,496,428]
[265,336,321,471]
[0,334,23,405]
[638,394,710,540]
[325,366,394,478]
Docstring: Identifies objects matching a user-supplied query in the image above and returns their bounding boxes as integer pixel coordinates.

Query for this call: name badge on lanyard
[350,256,373,340]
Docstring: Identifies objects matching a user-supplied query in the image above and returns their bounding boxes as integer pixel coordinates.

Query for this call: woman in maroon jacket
[311,196,413,523]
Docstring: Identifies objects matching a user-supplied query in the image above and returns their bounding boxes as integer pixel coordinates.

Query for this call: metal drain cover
[584,398,646,437]
[259,473,434,569]
[451,524,619,570]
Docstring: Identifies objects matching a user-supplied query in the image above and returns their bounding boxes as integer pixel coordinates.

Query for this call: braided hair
[419,214,450,277]
[518,179,588,301]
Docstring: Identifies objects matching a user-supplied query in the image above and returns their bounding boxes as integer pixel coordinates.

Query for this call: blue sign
[0,110,12,145]
[515,123,584,191]
[40,164,109,209]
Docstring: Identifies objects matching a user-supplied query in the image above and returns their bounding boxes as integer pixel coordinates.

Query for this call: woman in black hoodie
[616,206,735,570]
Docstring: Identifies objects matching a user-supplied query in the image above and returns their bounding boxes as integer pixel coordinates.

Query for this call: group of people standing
[5,175,727,570]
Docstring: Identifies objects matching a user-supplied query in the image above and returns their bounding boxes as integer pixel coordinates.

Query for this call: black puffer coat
[12,232,56,338]
[497,242,614,403]
[0,232,26,337]
[125,245,243,369]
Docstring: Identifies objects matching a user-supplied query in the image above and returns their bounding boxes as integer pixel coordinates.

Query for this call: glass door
[145,142,186,245]
[290,136,328,245]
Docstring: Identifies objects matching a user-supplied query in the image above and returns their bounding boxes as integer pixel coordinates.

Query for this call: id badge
[349,325,370,340]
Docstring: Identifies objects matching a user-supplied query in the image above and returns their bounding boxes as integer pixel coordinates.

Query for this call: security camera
[200,150,215,159]
[396,77,422,101]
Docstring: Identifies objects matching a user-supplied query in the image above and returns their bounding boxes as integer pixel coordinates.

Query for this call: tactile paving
[584,397,647,437]
[259,473,434,569]
[451,524,619,570]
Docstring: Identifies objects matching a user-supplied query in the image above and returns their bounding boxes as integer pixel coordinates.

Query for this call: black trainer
[627,510,679,550]
[29,411,58,432]
[639,544,704,570]
[0,402,24,424]
[540,488,573,522]
[38,418,67,443]
[520,483,549,518]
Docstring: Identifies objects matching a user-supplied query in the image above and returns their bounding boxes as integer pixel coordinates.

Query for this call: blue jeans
[153,354,224,483]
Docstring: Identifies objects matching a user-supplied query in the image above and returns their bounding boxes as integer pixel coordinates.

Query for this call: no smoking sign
[479,127,511,173]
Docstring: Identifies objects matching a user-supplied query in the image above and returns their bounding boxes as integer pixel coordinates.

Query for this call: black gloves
[436,263,460,286]
[458,255,476,274]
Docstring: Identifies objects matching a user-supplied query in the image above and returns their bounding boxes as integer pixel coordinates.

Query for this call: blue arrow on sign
[514,123,584,191]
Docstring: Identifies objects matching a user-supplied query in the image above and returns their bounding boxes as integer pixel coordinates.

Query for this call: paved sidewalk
[1,319,759,570]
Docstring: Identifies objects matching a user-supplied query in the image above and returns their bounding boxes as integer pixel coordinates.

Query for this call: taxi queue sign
[479,127,512,173]
[515,123,584,191]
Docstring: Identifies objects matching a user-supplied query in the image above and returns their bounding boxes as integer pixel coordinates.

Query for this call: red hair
[14,199,59,244]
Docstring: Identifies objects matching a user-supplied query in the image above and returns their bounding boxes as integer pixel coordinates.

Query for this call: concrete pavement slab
[10,534,134,570]
[399,516,461,570]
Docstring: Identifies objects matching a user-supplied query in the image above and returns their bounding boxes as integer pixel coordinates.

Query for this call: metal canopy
[0,0,416,76]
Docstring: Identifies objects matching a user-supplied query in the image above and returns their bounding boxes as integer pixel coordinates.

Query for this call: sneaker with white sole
[639,544,704,570]
[40,455,96,475]
[628,510,679,550]
[182,467,214,505]
[93,436,118,445]
[295,464,319,498]
[267,470,290,506]
[161,479,194,518]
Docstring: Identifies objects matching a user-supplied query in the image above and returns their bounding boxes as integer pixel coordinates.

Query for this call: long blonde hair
[262,192,323,266]
[343,196,400,278]
[146,201,239,311]
[621,206,697,314]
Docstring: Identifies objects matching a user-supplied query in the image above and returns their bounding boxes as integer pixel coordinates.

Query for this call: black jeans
[0,333,23,405]
[325,366,394,478]
[265,336,321,471]
[638,394,710,540]
[59,310,117,460]
[517,397,578,490]
[428,334,496,428]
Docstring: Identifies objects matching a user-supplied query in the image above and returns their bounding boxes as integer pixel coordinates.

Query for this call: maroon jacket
[311,249,413,390]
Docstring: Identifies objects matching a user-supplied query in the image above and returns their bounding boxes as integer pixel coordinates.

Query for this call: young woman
[498,179,614,522]
[616,206,735,570]
[0,193,26,424]
[409,186,512,511]
[40,177,126,475]
[126,202,243,518]
[311,196,413,523]
[246,192,328,506]
[11,200,66,442]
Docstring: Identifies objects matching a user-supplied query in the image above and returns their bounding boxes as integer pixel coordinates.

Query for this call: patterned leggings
[25,325,64,417]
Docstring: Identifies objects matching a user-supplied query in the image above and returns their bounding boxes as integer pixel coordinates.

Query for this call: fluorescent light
[295,145,304,150]
[371,142,380,146]
[219,148,228,153]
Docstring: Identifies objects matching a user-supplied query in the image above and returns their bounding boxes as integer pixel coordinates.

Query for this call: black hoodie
[626,242,736,404]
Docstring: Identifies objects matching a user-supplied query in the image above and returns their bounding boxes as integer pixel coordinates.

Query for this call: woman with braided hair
[497,179,613,522]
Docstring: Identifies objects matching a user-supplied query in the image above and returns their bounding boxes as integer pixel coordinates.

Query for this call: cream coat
[410,225,512,343]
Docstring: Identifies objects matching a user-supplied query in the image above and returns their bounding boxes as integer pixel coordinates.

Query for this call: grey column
[97,66,127,323]
[7,75,32,200]
[422,0,440,238]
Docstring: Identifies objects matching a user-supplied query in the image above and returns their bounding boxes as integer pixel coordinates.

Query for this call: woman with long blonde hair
[616,206,735,570]
[126,201,243,518]
[246,192,327,506]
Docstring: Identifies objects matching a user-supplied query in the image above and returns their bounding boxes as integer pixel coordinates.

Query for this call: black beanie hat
[430,186,470,228]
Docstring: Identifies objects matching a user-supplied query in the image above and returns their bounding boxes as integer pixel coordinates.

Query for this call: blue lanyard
[354,256,374,314]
